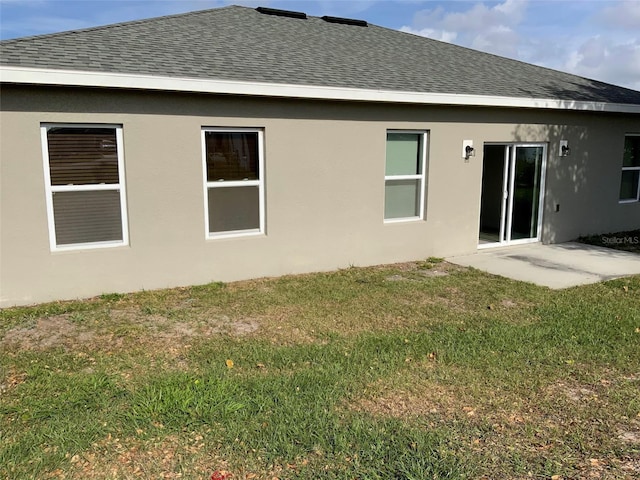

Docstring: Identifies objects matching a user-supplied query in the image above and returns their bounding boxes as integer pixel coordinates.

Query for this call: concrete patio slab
[447,242,640,289]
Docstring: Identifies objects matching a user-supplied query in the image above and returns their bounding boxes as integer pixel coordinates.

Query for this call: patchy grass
[577,229,640,254]
[1,262,639,479]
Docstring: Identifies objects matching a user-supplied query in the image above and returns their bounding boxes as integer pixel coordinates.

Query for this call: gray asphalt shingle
[2,5,639,105]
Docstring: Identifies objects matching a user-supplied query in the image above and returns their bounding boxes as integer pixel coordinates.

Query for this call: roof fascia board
[1,66,639,114]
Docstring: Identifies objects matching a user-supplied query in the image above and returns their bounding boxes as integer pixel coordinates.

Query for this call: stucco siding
[1,85,638,306]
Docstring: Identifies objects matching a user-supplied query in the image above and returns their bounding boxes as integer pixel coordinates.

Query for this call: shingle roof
[2,5,640,105]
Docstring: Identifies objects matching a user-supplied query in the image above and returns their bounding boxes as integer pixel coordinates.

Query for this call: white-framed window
[41,124,128,251]
[201,128,265,238]
[384,130,427,222]
[620,134,640,203]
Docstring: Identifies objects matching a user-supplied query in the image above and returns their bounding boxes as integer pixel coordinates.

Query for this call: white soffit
[1,66,639,114]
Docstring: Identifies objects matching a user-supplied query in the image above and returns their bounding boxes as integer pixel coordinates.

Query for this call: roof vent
[321,15,368,27]
[256,6,307,19]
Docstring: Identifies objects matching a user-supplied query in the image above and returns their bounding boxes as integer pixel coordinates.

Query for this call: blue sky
[1,0,639,90]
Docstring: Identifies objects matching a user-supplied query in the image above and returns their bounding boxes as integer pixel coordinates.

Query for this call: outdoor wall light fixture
[462,140,475,160]
[559,140,571,157]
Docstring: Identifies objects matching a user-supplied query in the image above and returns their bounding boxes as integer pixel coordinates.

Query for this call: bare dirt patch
[351,374,535,431]
[550,381,599,402]
[0,369,26,397]
[620,457,640,475]
[0,315,96,350]
[382,261,463,282]
[1,311,260,353]
[50,432,226,480]
[500,299,519,308]
[618,430,640,444]
[148,315,260,339]
[350,371,483,423]
[55,431,285,480]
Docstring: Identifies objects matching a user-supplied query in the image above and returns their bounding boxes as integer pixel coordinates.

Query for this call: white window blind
[42,125,128,250]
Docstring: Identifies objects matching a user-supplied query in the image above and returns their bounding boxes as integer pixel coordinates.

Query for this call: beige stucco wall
[1,85,639,306]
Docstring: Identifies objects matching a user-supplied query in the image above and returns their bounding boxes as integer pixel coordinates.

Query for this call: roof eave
[1,66,639,114]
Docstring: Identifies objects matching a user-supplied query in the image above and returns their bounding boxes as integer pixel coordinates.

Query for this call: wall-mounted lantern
[559,140,570,157]
[462,140,475,160]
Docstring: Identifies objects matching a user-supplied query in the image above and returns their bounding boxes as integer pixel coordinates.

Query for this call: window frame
[383,129,428,223]
[201,127,265,239]
[40,123,129,251]
[619,133,640,203]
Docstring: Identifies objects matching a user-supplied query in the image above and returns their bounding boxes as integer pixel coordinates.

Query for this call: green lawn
[1,259,639,479]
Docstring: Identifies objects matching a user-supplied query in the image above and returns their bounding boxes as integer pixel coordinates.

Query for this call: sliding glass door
[479,144,546,247]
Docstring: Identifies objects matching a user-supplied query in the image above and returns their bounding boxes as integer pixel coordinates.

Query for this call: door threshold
[477,239,541,250]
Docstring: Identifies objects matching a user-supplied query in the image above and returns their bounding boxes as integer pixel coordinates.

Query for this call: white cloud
[399,25,457,43]
[471,25,519,58]
[494,0,526,19]
[566,36,640,90]
[599,0,640,30]
[399,0,528,56]
[556,1,640,89]
[571,36,608,69]
[437,0,526,32]
[396,0,639,90]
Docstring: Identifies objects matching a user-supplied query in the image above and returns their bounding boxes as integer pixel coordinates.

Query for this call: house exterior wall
[1,85,639,307]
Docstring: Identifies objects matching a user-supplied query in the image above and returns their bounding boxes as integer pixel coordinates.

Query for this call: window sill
[618,199,640,204]
[207,229,264,240]
[384,217,423,224]
[51,240,128,252]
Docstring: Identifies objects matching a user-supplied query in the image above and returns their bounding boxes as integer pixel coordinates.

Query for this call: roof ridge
[0,4,242,44]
